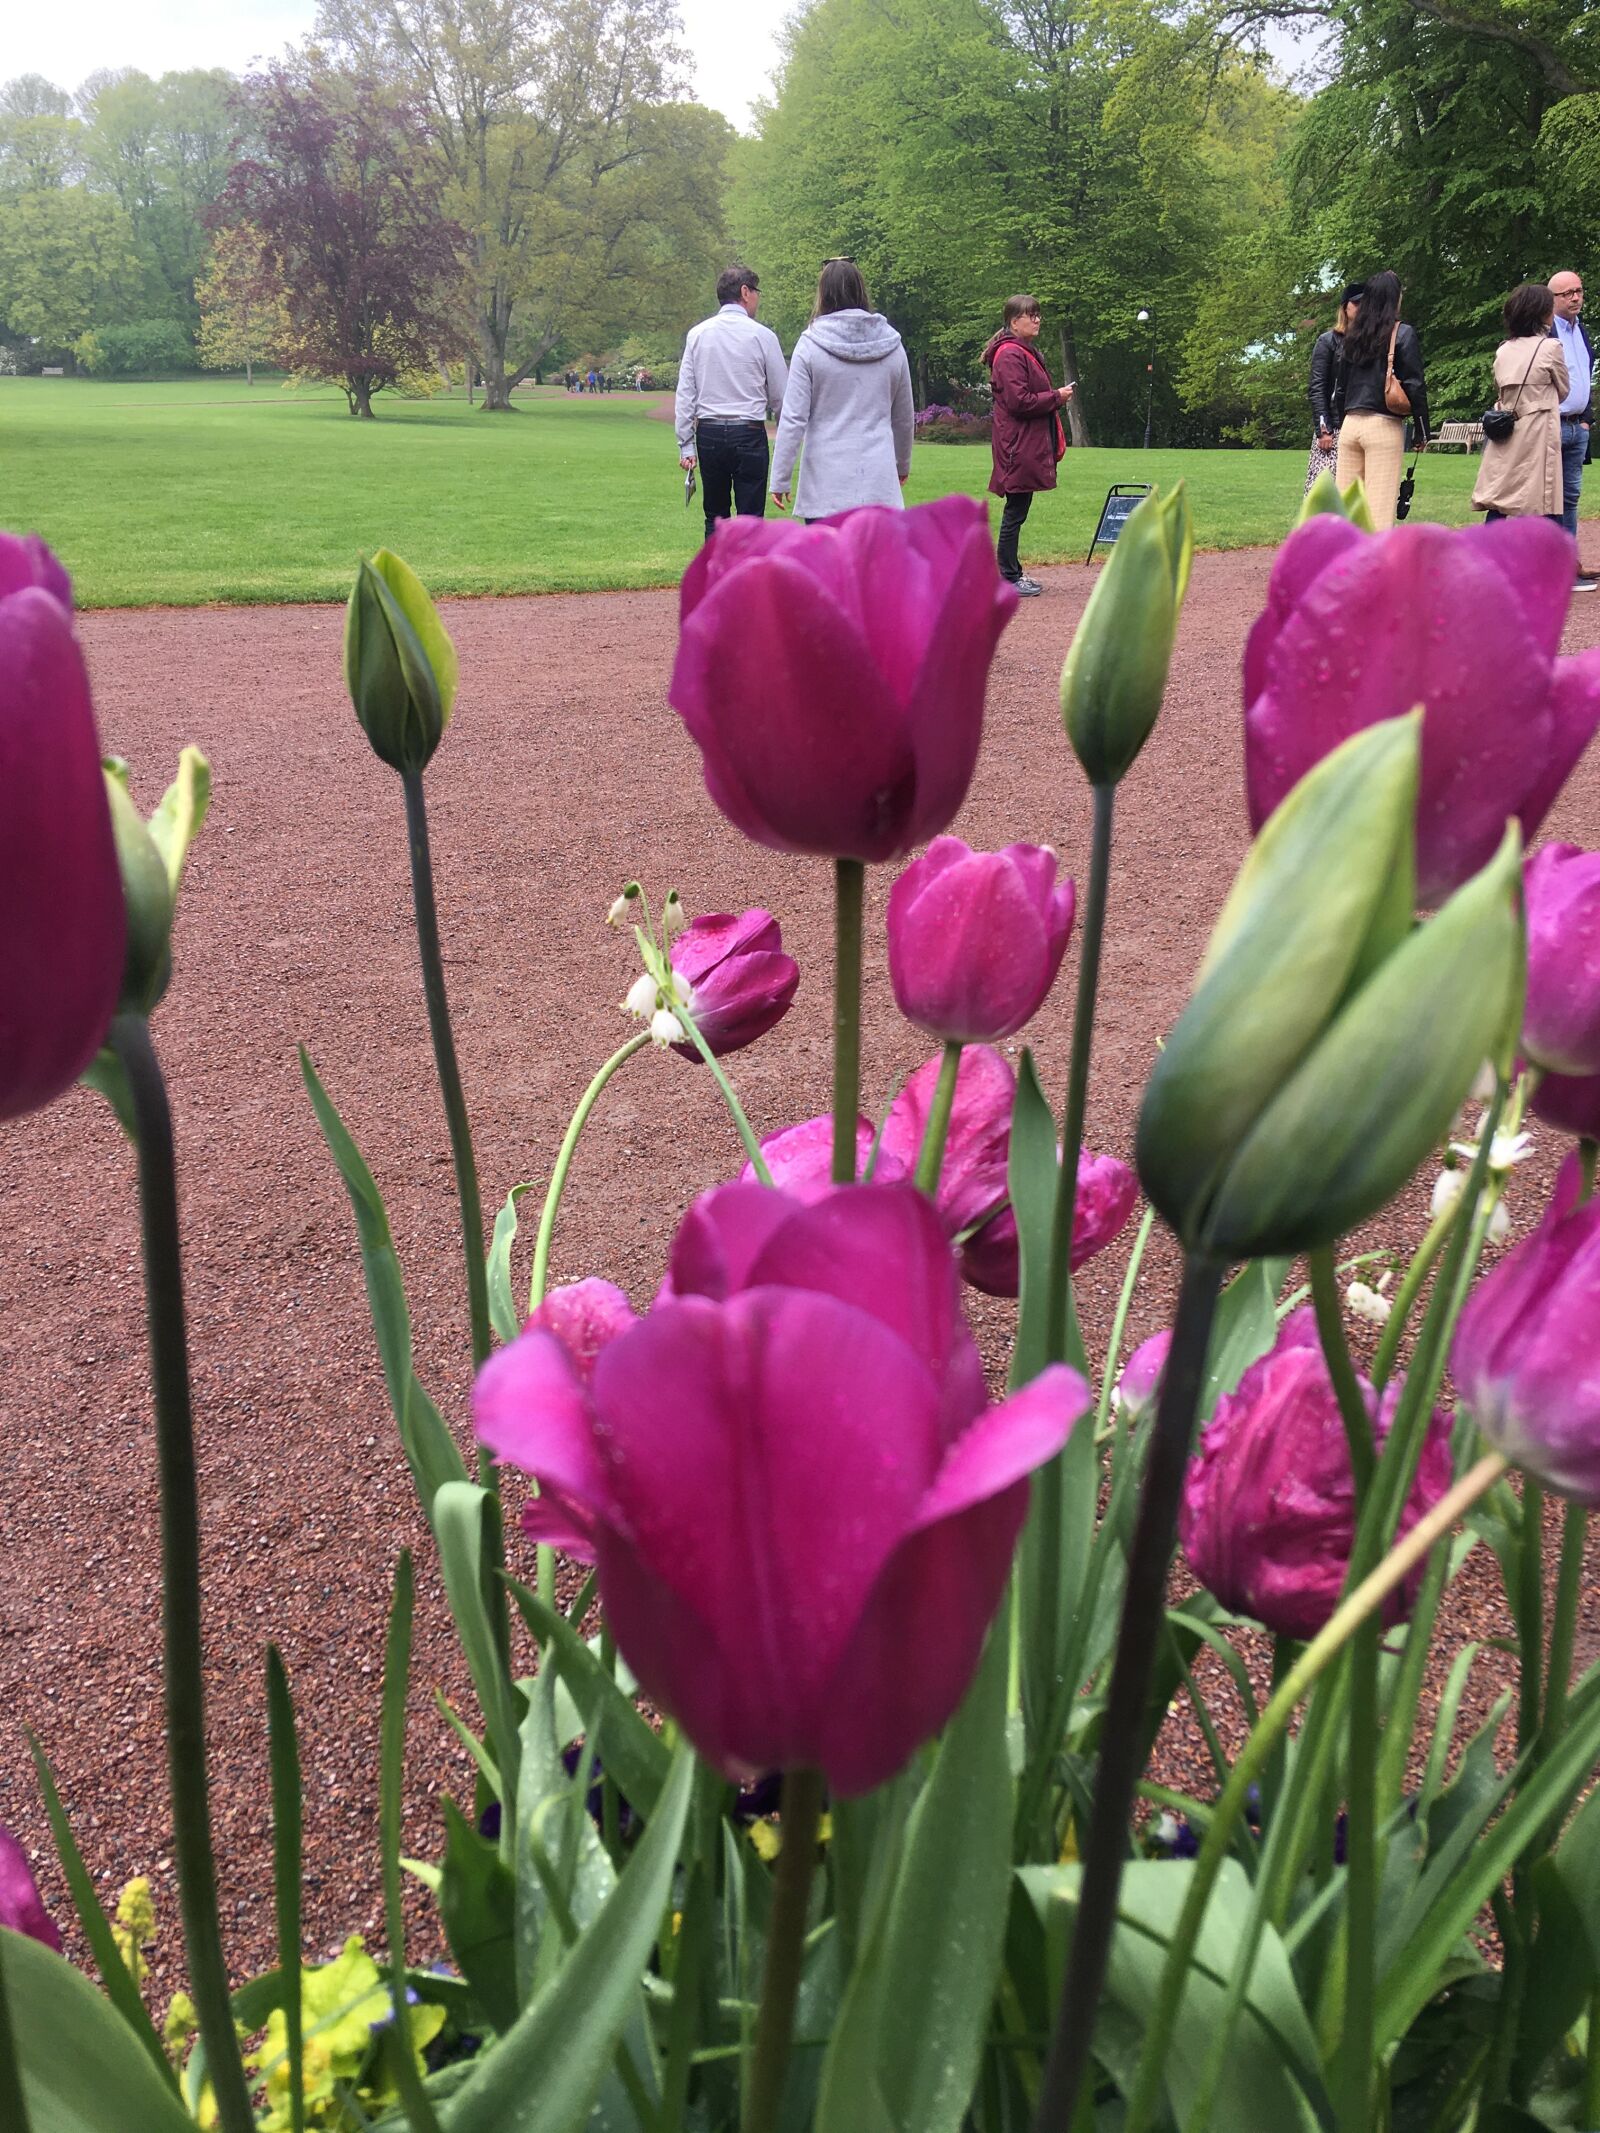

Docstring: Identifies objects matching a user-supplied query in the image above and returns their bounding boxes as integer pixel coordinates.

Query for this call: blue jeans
[1561,417,1589,542]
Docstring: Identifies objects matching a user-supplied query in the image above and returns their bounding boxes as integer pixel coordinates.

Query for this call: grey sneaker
[1576,573,1598,592]
[1015,575,1044,596]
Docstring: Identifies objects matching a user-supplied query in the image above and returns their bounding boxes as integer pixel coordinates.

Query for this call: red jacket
[985,332,1066,496]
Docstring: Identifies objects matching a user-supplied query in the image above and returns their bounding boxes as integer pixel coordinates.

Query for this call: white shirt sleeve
[764,326,789,421]
[675,330,699,455]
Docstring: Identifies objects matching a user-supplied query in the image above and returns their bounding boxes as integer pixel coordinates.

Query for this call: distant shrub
[75,320,199,377]
[914,404,991,445]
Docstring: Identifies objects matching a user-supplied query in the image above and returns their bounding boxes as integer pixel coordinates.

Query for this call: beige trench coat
[1473,338,1570,517]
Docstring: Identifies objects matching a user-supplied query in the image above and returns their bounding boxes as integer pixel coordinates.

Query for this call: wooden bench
[1433,420,1485,452]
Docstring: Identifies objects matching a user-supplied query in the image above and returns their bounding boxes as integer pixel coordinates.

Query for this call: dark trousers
[997,491,1033,580]
[697,421,769,542]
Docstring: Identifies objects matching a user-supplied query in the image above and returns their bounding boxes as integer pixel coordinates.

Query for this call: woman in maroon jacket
[983,293,1074,594]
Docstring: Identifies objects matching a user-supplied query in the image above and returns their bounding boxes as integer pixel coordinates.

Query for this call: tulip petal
[0,1825,61,1951]
[814,1364,1087,1794]
[1,587,125,1119]
[880,1045,1014,1234]
[904,514,1017,848]
[671,553,914,859]
[526,1279,637,1384]
[1455,517,1577,663]
[0,532,73,611]
[888,849,1054,1041]
[1515,649,1600,851]
[661,1181,798,1300]
[740,1114,906,1198]
[1531,1065,1600,1139]
[589,1289,945,1773]
[474,1328,619,1526]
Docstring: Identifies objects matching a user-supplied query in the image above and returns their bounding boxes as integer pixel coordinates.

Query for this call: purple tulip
[476,1183,1088,1793]
[1180,1310,1452,1639]
[668,909,799,1058]
[0,1824,62,1951]
[1454,1156,1600,1501]
[887,838,1075,1042]
[960,1152,1139,1298]
[1522,844,1600,1075]
[1114,1331,1171,1415]
[1529,1065,1600,1140]
[1244,518,1600,905]
[669,497,1017,862]
[1,555,126,1121]
[739,1114,908,1197]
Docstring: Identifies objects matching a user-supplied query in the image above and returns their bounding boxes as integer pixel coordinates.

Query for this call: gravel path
[4,551,1598,1992]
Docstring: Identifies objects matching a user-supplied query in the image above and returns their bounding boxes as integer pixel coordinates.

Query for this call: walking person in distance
[675,265,789,543]
[1549,270,1594,589]
[1473,282,1569,526]
[983,294,1073,594]
[770,258,914,522]
[1334,269,1429,531]
[1305,283,1362,494]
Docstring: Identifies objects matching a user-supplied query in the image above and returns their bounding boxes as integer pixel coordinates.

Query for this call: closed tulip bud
[887,838,1075,1043]
[1060,483,1192,786]
[1138,714,1526,1257]
[102,748,211,1018]
[344,550,458,775]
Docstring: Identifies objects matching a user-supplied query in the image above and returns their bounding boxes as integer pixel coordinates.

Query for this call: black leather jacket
[1308,329,1344,435]
[1341,320,1429,439]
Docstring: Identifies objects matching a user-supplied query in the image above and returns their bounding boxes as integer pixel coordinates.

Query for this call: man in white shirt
[1550,269,1594,590]
[675,266,789,541]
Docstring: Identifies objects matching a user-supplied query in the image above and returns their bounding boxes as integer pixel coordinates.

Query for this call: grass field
[3,374,1583,609]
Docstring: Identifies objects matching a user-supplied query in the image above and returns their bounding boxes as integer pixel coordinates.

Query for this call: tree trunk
[245,356,253,387]
[1059,321,1091,448]
[916,349,930,408]
[349,376,375,418]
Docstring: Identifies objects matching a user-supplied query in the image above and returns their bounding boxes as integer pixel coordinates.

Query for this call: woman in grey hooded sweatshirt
[771,259,915,520]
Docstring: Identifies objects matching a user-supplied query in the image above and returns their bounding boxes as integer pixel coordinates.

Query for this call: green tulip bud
[1060,482,1193,786]
[1137,715,1524,1257]
[344,549,458,775]
[102,747,212,1016]
[1296,471,1376,532]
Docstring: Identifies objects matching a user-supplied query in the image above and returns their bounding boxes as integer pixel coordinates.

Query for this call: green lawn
[0,374,1567,609]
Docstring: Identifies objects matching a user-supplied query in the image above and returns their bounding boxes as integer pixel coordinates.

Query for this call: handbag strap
[1386,321,1399,376]
[1500,339,1544,413]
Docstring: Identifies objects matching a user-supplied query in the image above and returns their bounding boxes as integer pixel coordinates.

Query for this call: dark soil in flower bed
[4,552,1598,1991]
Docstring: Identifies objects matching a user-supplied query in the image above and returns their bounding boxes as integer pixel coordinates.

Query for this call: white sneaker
[1576,574,1598,593]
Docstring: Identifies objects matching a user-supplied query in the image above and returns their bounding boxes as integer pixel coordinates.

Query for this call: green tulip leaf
[445,1743,693,2133]
[1,1926,196,2133]
[488,1183,536,1346]
[505,1579,670,1819]
[438,1797,519,2035]
[146,746,211,894]
[103,771,175,1015]
[434,1482,523,1811]
[816,1607,1014,2133]
[299,1046,469,1516]
[373,546,459,720]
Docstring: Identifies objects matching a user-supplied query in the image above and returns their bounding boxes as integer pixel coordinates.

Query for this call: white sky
[3,0,792,132]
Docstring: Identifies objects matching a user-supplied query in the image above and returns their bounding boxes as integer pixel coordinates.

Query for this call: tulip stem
[1370,1196,1457,1391]
[832,860,865,1184]
[0,1954,27,2133]
[914,1040,964,1197]
[1032,1248,1223,2132]
[669,996,774,1185]
[401,769,492,1379]
[1046,781,1114,1364]
[1517,1479,1545,1755]
[1125,1451,1511,2133]
[108,1015,255,2133]
[1541,1500,1587,1755]
[529,1033,652,1316]
[743,1766,825,2133]
[1309,1247,1376,1496]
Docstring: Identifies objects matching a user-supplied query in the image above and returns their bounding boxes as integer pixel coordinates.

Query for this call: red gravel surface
[4,553,1599,1995]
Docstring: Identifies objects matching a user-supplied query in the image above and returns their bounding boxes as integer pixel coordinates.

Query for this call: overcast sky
[4,0,792,132]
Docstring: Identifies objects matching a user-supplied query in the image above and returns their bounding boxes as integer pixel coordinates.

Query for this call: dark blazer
[984,332,1066,496]
[1341,320,1429,440]
[1308,328,1343,435]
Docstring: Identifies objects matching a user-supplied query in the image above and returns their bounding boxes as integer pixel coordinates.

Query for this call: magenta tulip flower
[739,1113,908,1196]
[0,1824,61,1951]
[1244,517,1600,905]
[1530,1065,1600,1140]
[961,1152,1138,1299]
[887,838,1075,1042]
[1,548,126,1121]
[668,909,799,1058]
[1522,844,1600,1075]
[1180,1310,1452,1638]
[669,496,1017,862]
[1114,1331,1171,1416]
[1454,1156,1600,1501]
[880,1044,1013,1233]
[477,1183,1087,1794]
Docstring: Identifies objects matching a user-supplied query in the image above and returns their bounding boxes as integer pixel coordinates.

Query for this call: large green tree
[314,0,732,410]
[0,185,141,352]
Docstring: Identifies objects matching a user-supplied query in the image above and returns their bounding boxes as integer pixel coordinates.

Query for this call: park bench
[1433,420,1485,452]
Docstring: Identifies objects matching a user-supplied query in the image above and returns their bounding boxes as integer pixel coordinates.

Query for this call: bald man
[1550,270,1594,589]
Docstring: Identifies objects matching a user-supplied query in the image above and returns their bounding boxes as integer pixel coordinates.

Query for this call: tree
[220,63,469,416]
[0,75,79,191]
[196,223,289,382]
[0,185,141,356]
[314,0,729,411]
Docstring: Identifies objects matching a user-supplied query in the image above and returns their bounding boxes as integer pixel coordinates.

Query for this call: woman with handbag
[982,294,1074,594]
[1304,283,1363,493]
[1334,269,1429,529]
[1473,282,1570,523]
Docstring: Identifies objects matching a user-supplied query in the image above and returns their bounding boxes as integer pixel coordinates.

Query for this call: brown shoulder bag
[1384,321,1413,416]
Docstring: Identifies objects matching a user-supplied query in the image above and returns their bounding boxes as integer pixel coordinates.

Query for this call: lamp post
[1136,307,1155,449]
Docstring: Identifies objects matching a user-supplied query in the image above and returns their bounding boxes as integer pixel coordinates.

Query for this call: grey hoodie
[770,309,915,520]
